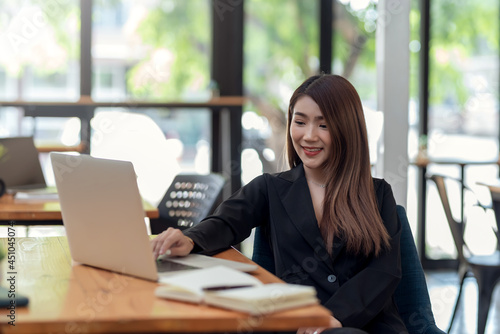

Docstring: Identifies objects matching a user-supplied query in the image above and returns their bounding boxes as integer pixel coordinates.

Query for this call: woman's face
[290,95,332,174]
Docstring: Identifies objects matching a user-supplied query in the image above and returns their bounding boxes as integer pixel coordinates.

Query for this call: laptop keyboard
[156,258,199,272]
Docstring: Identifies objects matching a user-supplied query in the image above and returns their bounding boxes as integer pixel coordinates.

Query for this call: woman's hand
[151,227,194,259]
[296,316,342,334]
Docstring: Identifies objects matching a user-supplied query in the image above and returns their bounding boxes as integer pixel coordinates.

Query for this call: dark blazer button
[327,274,337,283]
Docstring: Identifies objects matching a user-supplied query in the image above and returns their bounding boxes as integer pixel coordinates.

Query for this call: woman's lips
[303,147,322,156]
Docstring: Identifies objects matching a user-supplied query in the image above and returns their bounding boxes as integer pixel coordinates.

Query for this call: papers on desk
[155,266,319,315]
[13,187,59,200]
[14,191,59,200]
[156,266,262,303]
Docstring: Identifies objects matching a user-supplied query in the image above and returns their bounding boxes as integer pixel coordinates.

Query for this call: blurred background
[0,0,499,288]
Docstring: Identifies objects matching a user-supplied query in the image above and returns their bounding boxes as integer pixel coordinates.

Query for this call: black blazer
[184,164,407,334]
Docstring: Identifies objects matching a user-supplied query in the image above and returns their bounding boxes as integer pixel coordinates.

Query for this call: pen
[202,285,254,292]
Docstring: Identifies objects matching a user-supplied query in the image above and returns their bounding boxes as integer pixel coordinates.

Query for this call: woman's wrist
[185,236,195,247]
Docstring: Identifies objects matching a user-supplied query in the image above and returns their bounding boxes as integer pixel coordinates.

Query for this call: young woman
[151,74,407,334]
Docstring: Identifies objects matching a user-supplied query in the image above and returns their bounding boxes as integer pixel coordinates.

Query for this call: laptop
[0,136,48,192]
[50,152,257,281]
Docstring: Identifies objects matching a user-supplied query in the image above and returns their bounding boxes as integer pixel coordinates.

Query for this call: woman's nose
[304,125,318,141]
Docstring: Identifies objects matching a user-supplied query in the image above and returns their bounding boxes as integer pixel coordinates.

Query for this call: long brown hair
[286,74,390,257]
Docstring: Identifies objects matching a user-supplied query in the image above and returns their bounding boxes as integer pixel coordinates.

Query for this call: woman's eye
[294,120,305,125]
[319,124,327,129]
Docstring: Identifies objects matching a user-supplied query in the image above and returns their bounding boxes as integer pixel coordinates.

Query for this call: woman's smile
[302,146,323,156]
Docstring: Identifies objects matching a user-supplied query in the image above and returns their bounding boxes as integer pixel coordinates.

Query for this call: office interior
[0,0,499,333]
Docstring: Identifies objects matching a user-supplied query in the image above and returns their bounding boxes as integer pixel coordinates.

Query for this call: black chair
[150,173,226,235]
[252,205,446,334]
[430,174,500,334]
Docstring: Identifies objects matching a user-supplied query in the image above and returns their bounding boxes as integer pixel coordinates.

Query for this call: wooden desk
[0,236,331,333]
[0,194,159,223]
[35,143,87,153]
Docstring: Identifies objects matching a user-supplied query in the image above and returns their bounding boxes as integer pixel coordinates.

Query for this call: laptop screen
[0,137,47,190]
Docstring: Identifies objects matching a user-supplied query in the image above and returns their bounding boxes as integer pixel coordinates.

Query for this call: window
[0,0,80,101]
[244,0,319,178]
[0,0,80,143]
[92,0,211,102]
[425,0,499,260]
[333,0,377,109]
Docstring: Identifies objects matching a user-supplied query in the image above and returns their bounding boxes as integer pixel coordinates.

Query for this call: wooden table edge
[0,237,332,334]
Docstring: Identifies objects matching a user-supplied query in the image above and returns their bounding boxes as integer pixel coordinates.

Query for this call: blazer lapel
[275,165,344,264]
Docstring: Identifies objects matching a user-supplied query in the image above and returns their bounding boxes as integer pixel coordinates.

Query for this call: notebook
[155,266,319,315]
[50,153,257,281]
[0,136,48,191]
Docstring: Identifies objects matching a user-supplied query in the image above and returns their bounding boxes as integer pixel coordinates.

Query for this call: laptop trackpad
[165,254,258,272]
[156,259,199,273]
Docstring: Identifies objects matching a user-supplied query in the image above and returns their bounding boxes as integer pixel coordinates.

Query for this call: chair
[149,173,226,234]
[393,205,446,334]
[484,186,500,250]
[430,174,500,334]
[252,205,446,334]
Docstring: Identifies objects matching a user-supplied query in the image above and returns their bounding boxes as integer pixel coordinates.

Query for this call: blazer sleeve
[183,174,270,255]
[324,180,402,328]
